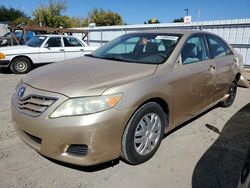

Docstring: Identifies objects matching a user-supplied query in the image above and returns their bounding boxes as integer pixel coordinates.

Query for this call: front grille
[24,131,42,144]
[16,95,57,117]
[66,144,88,157]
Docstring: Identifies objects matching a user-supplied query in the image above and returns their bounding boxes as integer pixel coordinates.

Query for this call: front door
[40,37,65,63]
[173,34,217,125]
[63,37,85,60]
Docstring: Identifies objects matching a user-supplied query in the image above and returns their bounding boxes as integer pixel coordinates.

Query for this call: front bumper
[11,84,134,166]
[0,59,10,67]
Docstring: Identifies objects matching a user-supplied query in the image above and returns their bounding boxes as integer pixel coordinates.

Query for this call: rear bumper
[0,60,10,67]
[238,74,250,88]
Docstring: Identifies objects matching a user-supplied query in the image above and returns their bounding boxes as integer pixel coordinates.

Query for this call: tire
[10,57,32,74]
[220,80,237,107]
[121,102,166,165]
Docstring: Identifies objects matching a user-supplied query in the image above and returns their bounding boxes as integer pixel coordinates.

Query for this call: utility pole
[197,10,201,30]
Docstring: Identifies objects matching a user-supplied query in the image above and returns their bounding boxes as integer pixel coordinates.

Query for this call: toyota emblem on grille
[18,86,26,98]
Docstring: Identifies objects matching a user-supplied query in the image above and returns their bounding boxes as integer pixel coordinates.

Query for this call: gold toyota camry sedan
[11,30,246,166]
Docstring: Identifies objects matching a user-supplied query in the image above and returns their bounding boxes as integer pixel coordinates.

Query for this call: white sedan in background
[0,35,97,74]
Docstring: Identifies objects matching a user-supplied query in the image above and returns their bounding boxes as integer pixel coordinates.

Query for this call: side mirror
[44,43,50,49]
[175,55,182,66]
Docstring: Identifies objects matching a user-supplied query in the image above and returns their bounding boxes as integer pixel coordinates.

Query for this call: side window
[63,37,82,47]
[46,37,62,47]
[207,35,233,58]
[181,36,209,64]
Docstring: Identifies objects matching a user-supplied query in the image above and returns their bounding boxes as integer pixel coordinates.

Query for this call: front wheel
[10,57,32,74]
[220,80,237,107]
[121,102,166,165]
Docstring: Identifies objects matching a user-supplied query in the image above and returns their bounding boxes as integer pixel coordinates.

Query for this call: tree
[147,18,160,24]
[172,17,184,23]
[67,17,83,27]
[32,0,68,27]
[83,8,123,26]
[10,17,34,26]
[0,6,28,23]
[32,1,84,28]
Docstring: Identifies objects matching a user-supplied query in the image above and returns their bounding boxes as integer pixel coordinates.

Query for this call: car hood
[0,45,36,54]
[85,46,98,51]
[23,56,157,97]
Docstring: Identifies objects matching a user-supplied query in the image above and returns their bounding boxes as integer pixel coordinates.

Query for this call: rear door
[206,34,235,98]
[40,37,65,63]
[63,37,85,60]
[173,34,218,125]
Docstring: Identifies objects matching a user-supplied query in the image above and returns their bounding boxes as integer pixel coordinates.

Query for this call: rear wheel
[10,57,32,74]
[121,102,166,165]
[220,80,237,107]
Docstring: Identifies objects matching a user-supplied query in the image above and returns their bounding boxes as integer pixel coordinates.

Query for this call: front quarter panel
[103,64,175,130]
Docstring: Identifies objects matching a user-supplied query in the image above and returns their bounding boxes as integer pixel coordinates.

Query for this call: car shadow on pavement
[0,64,45,74]
[44,156,120,172]
[164,105,218,139]
[0,68,13,74]
[192,103,250,188]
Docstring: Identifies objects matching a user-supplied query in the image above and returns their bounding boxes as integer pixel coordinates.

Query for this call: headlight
[0,52,5,59]
[50,94,122,118]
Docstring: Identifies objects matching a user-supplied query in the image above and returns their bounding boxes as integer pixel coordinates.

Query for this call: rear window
[63,37,82,47]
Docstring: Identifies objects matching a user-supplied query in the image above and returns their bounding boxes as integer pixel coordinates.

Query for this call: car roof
[132,29,210,35]
[36,34,76,37]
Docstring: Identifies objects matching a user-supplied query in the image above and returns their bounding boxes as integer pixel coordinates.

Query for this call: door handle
[60,49,65,51]
[209,65,216,72]
[80,49,84,51]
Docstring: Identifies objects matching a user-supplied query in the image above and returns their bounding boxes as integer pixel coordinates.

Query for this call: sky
[0,0,250,24]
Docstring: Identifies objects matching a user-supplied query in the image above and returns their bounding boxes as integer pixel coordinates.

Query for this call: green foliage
[32,1,83,28]
[66,17,82,27]
[3,1,124,28]
[10,17,34,26]
[82,18,90,27]
[83,8,123,26]
[147,18,160,24]
[172,17,184,23]
[32,0,68,27]
[0,5,28,23]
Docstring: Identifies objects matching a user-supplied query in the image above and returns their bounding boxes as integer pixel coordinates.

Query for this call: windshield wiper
[102,56,139,63]
[103,57,125,62]
[85,54,93,57]
[86,54,138,63]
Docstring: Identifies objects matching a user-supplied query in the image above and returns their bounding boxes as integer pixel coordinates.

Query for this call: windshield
[26,36,47,47]
[90,33,181,64]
